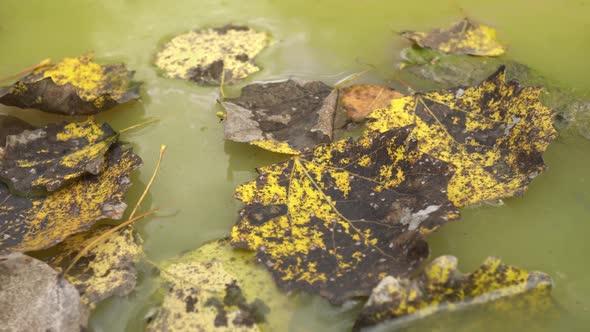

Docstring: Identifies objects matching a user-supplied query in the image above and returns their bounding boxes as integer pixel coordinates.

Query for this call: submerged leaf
[0,253,89,331]
[147,240,292,332]
[0,115,35,147]
[154,25,270,85]
[353,256,553,330]
[0,54,140,115]
[0,144,142,253]
[223,79,337,153]
[0,118,118,194]
[339,84,403,121]
[46,226,143,308]
[231,126,459,304]
[401,18,505,56]
[368,67,557,206]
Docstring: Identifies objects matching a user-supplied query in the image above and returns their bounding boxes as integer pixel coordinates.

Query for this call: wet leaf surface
[401,18,505,56]
[147,240,292,332]
[0,54,140,115]
[223,79,337,154]
[154,25,270,85]
[0,115,35,147]
[45,226,143,309]
[0,144,142,253]
[0,118,118,194]
[397,46,590,141]
[231,126,459,304]
[0,252,89,332]
[354,256,553,330]
[369,67,557,206]
[339,85,403,122]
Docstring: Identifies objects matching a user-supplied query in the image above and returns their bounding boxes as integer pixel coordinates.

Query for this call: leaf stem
[0,58,52,83]
[129,144,167,219]
[119,118,160,135]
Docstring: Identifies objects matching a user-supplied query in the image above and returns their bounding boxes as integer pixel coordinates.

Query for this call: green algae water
[1,0,589,331]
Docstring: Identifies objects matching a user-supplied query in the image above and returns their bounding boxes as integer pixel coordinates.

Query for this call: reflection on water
[1,0,589,331]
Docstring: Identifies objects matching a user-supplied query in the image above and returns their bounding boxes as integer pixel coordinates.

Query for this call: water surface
[1,0,589,331]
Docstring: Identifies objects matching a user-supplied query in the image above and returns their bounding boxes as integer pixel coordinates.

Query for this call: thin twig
[129,144,167,219]
[63,144,167,275]
[119,118,160,135]
[0,58,52,83]
[219,67,227,99]
[64,209,159,275]
[333,69,371,90]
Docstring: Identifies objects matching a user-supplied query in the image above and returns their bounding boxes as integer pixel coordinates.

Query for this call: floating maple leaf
[147,240,292,332]
[154,25,270,85]
[223,79,337,154]
[368,67,557,207]
[354,256,553,330]
[401,18,505,56]
[0,118,118,194]
[231,126,459,303]
[0,145,142,253]
[0,54,140,115]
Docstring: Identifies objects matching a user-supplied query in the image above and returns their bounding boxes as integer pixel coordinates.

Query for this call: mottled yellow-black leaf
[147,240,292,332]
[401,18,505,56]
[0,54,140,115]
[368,67,557,207]
[0,144,142,253]
[231,126,460,304]
[45,226,143,309]
[354,256,553,330]
[154,25,270,85]
[0,118,117,194]
[223,79,337,154]
[339,84,403,121]
[0,115,35,147]
[0,253,89,331]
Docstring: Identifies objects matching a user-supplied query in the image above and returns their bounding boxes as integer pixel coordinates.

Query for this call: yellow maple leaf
[368,67,557,206]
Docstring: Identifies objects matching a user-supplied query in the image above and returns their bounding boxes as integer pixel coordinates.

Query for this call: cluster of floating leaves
[0,114,146,327]
[0,16,569,331]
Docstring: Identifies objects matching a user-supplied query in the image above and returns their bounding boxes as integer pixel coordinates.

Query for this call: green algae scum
[1,0,589,331]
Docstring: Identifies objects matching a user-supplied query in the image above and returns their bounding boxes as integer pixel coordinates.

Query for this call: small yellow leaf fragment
[46,226,144,309]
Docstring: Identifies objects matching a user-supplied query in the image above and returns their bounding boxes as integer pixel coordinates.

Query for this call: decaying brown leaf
[0,118,118,194]
[401,18,505,56]
[0,144,142,253]
[0,252,89,332]
[368,67,557,206]
[231,126,459,304]
[223,79,337,154]
[339,84,403,121]
[354,256,553,330]
[147,240,293,332]
[0,54,140,115]
[46,226,143,309]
